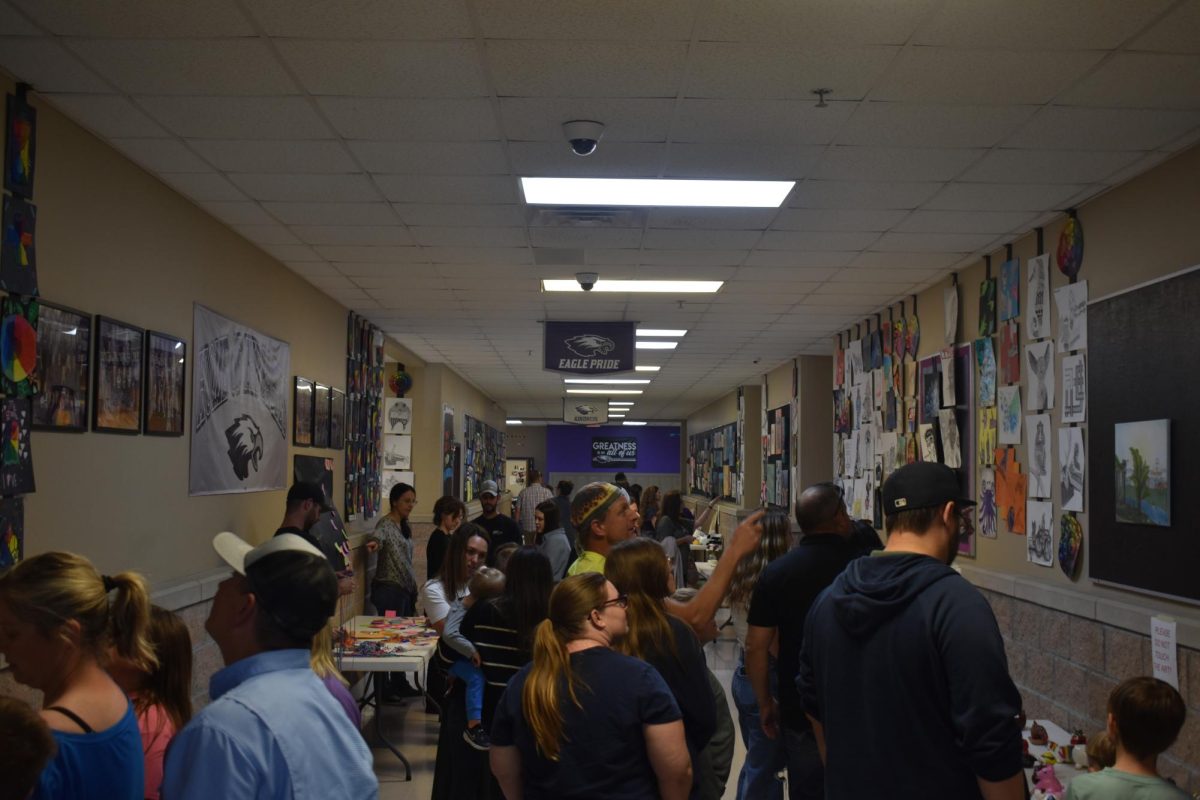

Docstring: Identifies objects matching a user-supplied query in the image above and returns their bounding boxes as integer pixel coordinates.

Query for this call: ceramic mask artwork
[1056,214,1084,280]
[1059,513,1083,579]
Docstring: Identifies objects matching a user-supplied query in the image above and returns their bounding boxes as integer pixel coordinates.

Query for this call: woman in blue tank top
[0,551,158,800]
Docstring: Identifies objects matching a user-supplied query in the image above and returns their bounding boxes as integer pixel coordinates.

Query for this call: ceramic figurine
[1030,721,1049,746]
[1034,764,1064,795]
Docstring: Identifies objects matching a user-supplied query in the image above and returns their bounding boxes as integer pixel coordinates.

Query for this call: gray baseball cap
[480,480,500,498]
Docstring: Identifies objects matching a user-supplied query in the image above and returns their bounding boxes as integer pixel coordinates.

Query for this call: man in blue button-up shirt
[162,531,377,799]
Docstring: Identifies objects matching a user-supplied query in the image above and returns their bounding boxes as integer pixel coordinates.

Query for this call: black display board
[1089,266,1200,604]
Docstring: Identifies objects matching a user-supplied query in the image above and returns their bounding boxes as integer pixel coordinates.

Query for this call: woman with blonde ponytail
[0,552,155,799]
[489,573,693,800]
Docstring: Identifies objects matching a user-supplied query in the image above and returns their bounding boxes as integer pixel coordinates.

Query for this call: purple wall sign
[547,424,681,473]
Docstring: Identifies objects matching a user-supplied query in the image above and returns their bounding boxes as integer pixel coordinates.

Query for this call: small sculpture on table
[1031,763,1063,799]
[1029,720,1049,746]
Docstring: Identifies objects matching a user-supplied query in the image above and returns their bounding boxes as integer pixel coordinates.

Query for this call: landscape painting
[1114,419,1170,527]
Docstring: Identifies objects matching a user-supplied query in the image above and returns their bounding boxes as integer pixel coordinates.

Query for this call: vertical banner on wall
[190,305,290,495]
[544,321,635,374]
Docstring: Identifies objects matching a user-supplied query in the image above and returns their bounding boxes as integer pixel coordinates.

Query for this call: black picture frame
[33,301,90,432]
[330,388,345,450]
[313,383,331,448]
[92,316,143,435]
[294,376,314,446]
[143,330,186,437]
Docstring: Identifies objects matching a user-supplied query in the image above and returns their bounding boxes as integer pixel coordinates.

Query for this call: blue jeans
[448,658,485,723]
[732,660,785,800]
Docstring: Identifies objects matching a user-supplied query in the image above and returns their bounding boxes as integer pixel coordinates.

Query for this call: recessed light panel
[542,280,722,293]
[521,177,793,208]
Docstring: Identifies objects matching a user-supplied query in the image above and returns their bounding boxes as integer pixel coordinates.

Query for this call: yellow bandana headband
[570,482,623,533]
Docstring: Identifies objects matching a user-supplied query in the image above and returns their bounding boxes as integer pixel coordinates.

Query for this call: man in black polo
[473,480,523,564]
[276,481,352,594]
[744,482,862,800]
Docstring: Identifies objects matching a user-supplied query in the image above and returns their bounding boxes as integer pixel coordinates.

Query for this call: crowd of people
[0,465,1191,800]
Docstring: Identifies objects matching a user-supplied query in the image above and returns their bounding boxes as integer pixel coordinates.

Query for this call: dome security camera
[563,120,605,157]
[576,272,599,291]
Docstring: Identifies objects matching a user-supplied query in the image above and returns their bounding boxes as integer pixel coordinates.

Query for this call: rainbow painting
[0,194,38,295]
[5,91,36,198]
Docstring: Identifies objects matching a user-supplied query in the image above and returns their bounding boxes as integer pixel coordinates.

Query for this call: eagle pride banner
[544,320,635,374]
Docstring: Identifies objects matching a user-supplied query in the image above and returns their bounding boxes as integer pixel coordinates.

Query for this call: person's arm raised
[644,720,692,800]
[665,509,764,634]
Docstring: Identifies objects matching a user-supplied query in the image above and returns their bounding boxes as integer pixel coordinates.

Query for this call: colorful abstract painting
[0,397,35,495]
[0,496,21,568]
[1059,513,1082,579]
[999,258,1020,322]
[5,91,36,198]
[1115,419,1170,526]
[978,277,997,337]
[978,407,997,464]
[998,386,1022,445]
[0,296,38,397]
[0,194,37,296]
[1056,213,1084,280]
[999,321,1020,385]
[907,315,920,359]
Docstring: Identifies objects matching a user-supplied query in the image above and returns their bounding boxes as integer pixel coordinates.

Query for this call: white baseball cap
[212,531,325,575]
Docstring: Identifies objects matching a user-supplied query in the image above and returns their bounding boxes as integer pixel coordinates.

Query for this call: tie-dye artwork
[999,258,1020,321]
[975,337,996,407]
[978,407,997,464]
[1027,253,1051,340]
[998,386,1021,445]
[5,91,37,198]
[978,468,997,538]
[978,277,997,337]
[999,321,1020,385]
[0,194,37,296]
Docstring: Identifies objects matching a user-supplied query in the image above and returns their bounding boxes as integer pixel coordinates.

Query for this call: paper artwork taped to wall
[189,305,290,496]
[1,194,37,296]
[997,386,1022,445]
[999,321,1020,385]
[937,409,961,469]
[879,432,898,481]
[978,407,997,464]
[844,339,863,388]
[385,397,412,435]
[0,295,39,397]
[920,357,941,422]
[1026,414,1052,498]
[890,356,902,400]
[892,318,905,361]
[918,422,939,464]
[1027,253,1051,340]
[995,446,1027,534]
[382,469,415,500]
[1054,280,1088,353]
[974,337,996,407]
[943,285,958,345]
[1025,340,1054,411]
[999,258,1020,322]
[1058,513,1082,579]
[1027,500,1054,567]
[0,397,34,495]
[881,321,892,357]
[862,466,875,524]
[907,316,920,359]
[834,346,844,387]
[0,495,21,568]
[978,277,997,337]
[1114,419,1170,527]
[1061,354,1086,424]
[1058,426,1085,513]
[873,368,885,409]
[5,91,36,198]
[383,434,412,470]
[978,468,997,538]
[869,329,883,370]
[885,390,898,432]
[851,476,866,519]
[939,348,956,407]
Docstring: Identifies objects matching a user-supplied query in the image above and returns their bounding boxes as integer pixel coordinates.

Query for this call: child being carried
[440,566,505,751]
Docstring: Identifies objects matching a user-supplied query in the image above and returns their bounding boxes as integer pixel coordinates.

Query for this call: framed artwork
[1,194,37,295]
[1114,419,1170,527]
[143,331,186,436]
[313,383,331,448]
[1,295,39,396]
[33,302,90,431]
[294,377,314,447]
[92,316,143,434]
[5,90,36,198]
[330,388,345,449]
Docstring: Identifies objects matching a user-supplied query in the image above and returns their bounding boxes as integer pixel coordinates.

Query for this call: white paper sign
[1151,616,1178,690]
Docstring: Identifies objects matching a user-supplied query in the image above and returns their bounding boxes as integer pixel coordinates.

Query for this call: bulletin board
[1089,266,1200,604]
[688,422,739,501]
[463,414,505,502]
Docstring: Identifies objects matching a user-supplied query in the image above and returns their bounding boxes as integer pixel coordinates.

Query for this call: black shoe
[463,726,491,751]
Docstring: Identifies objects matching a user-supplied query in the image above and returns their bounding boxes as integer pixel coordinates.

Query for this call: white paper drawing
[834,434,846,477]
[938,409,962,469]
[1061,353,1086,424]
[852,477,867,518]
[998,386,1022,445]
[940,348,956,407]
[383,434,412,470]
[385,397,413,434]
[879,432,899,482]
[918,422,939,463]
[1027,253,1051,340]
[1026,413,1052,498]
[1059,426,1085,513]
[1026,500,1054,566]
[1025,340,1055,411]
[382,469,415,498]
[944,285,958,345]
[844,435,857,477]
[845,339,864,387]
[1054,280,1088,353]
[873,368,885,409]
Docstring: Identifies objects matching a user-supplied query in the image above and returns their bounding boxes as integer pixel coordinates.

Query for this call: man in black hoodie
[796,462,1024,800]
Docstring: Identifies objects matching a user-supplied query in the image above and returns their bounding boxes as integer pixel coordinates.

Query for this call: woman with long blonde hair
[0,552,156,800]
[489,573,692,800]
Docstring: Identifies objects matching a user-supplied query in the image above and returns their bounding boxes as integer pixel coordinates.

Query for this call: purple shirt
[322,673,362,729]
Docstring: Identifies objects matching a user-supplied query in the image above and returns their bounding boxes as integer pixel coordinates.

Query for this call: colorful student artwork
[975,337,996,407]
[937,409,961,469]
[869,329,883,370]
[999,258,1020,322]
[978,407,997,464]
[0,296,38,397]
[1027,500,1054,567]
[907,315,920,359]
[1056,212,1084,280]
[881,321,891,357]
[943,284,958,345]
[1,194,37,296]
[1025,340,1054,411]
[919,357,941,422]
[918,422,939,463]
[0,496,21,568]
[978,277,997,337]
[1026,414,1052,498]
[5,91,36,198]
[1061,354,1086,424]
[1027,253,1051,340]
[978,468,997,538]
[1058,426,1085,513]
[1058,513,1083,579]
[1114,419,1170,527]
[939,347,956,407]
[995,446,1027,535]
[997,386,1022,445]
[834,346,844,387]
[0,397,35,495]
[1054,280,1088,353]
[999,321,1020,385]
[891,356,902,399]
[892,318,905,360]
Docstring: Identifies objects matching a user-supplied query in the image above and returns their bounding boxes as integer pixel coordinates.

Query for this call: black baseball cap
[881,462,975,516]
[287,481,333,513]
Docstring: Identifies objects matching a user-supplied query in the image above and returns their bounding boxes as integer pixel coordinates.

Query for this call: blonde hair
[728,509,792,608]
[310,626,349,687]
[522,573,606,761]
[468,566,505,601]
[0,551,156,671]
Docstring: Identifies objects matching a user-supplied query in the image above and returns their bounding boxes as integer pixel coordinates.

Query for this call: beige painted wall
[796,355,833,490]
[763,361,793,410]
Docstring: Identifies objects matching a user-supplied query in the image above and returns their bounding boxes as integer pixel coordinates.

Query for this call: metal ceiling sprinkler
[812,88,831,108]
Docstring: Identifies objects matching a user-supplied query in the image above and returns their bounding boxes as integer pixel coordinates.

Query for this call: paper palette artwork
[1114,419,1170,527]
[1058,514,1083,579]
[0,397,35,495]
[1,194,37,296]
[0,296,38,397]
[1056,213,1084,280]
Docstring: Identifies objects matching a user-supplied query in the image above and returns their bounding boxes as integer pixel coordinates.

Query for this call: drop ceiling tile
[159,171,246,202]
[260,243,322,261]
[240,0,471,38]
[107,138,209,172]
[487,40,687,98]
[45,93,168,137]
[837,102,1038,148]
[685,43,897,99]
[348,141,509,175]
[476,0,696,39]
[758,230,881,251]
[872,48,1105,105]
[71,39,296,95]
[923,182,1087,211]
[771,208,908,231]
[637,249,749,267]
[0,38,111,93]
[694,0,936,45]
[498,97,674,142]
[394,204,526,228]
[375,175,519,204]
[1005,107,1200,151]
[262,202,399,226]
[961,149,1145,185]
[333,261,428,277]
[850,251,965,269]
[507,141,665,177]
[737,266,842,281]
[0,2,41,34]
[641,229,762,250]
[439,263,538,278]
[672,99,855,145]
[894,210,1037,234]
[199,201,277,226]
[317,97,499,141]
[791,180,945,209]
[290,225,413,246]
[411,227,528,248]
[871,231,997,253]
[282,260,339,277]
[743,251,857,268]
[188,139,358,174]
[277,40,486,97]
[228,173,381,203]
[233,224,302,245]
[315,245,423,263]
[913,0,1173,48]
[646,208,777,230]
[812,146,984,182]
[426,246,531,264]
[664,144,823,179]
[1130,0,1200,53]
[11,0,254,36]
[1057,53,1200,109]
[139,96,331,139]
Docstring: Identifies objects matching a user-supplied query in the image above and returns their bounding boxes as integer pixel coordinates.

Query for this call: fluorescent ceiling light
[506,420,522,425]
[542,279,722,293]
[635,365,661,372]
[609,401,635,406]
[609,413,626,418]
[563,378,650,385]
[622,421,647,426]
[636,329,687,337]
[521,177,794,208]
[636,341,678,350]
[566,389,643,395]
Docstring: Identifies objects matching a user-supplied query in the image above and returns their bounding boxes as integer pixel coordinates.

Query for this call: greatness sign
[592,436,637,469]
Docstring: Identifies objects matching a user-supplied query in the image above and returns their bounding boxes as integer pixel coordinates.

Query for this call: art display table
[1023,718,1086,792]
[335,615,438,781]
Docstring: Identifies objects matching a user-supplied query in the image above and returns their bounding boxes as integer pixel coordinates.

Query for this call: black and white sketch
[1059,426,1085,513]
[1027,253,1051,340]
[1026,500,1054,567]
[385,397,412,434]
[940,348,956,407]
[937,409,962,469]
[1054,281,1088,353]
[1061,354,1086,424]
[998,385,1022,445]
[382,470,414,499]
[845,339,864,388]
[1025,340,1055,411]
[918,422,939,463]
[1026,413,1052,498]
[190,305,290,495]
[383,434,412,470]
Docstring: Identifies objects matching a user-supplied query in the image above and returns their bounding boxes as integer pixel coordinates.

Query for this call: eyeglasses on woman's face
[596,595,628,611]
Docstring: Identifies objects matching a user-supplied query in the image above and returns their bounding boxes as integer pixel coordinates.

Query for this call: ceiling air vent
[528,207,646,228]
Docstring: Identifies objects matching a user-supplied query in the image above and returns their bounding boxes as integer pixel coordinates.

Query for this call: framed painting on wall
[313,383,331,448]
[33,302,90,431]
[143,331,186,436]
[92,316,143,434]
[330,388,345,449]
[294,377,314,447]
